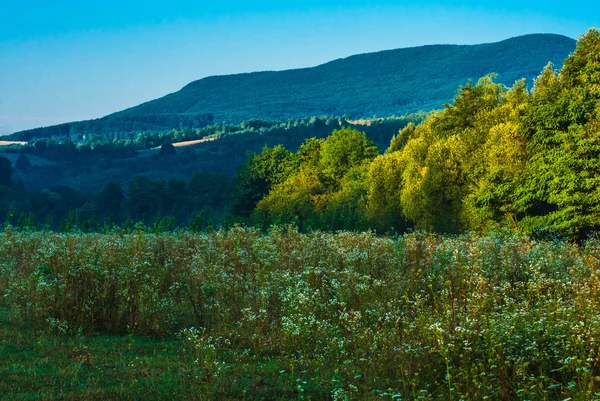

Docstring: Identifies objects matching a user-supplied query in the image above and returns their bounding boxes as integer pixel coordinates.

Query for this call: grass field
[1,307,309,400]
[2,226,600,400]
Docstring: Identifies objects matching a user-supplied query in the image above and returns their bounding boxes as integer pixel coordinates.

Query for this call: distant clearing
[0,141,26,146]
[348,118,386,126]
[148,136,217,150]
[172,137,217,147]
[136,136,219,158]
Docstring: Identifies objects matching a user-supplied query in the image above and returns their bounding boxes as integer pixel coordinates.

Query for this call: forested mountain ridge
[6,33,575,141]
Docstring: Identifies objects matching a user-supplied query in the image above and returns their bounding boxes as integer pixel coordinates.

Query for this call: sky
[0,1,598,134]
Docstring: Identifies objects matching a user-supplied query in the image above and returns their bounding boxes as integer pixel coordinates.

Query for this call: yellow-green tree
[465,80,529,231]
[399,76,508,232]
[322,164,370,231]
[319,127,378,181]
[366,152,407,233]
[255,128,377,230]
[386,122,416,154]
[254,166,326,230]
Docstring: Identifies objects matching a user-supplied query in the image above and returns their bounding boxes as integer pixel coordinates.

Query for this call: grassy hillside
[6,34,575,141]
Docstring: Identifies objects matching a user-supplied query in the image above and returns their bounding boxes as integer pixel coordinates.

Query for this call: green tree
[296,137,324,167]
[516,29,600,238]
[386,122,416,154]
[97,182,126,223]
[399,75,507,232]
[189,172,231,211]
[322,165,370,231]
[127,176,166,222]
[15,154,32,172]
[466,80,529,231]
[165,179,189,219]
[158,143,176,157]
[254,166,325,230]
[28,190,61,223]
[229,145,297,218]
[366,152,407,233]
[319,127,378,181]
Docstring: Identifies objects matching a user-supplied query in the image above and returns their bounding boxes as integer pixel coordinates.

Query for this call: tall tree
[15,154,32,172]
[516,29,600,238]
[127,176,166,222]
[97,182,126,223]
[366,152,407,233]
[399,75,507,232]
[228,145,297,218]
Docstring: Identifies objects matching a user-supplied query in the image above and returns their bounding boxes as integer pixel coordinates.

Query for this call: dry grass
[172,137,217,147]
[0,140,27,146]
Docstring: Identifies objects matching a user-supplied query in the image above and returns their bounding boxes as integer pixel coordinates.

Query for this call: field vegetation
[2,226,600,399]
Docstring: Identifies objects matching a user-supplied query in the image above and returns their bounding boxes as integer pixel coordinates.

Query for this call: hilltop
[6,33,575,141]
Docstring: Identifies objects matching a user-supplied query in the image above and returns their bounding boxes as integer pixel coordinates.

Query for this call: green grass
[2,226,600,399]
[0,307,326,400]
[1,307,194,400]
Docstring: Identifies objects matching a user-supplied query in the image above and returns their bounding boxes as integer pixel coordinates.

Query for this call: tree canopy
[225,29,600,239]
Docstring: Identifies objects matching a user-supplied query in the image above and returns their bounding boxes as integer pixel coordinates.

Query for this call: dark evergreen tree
[158,143,176,157]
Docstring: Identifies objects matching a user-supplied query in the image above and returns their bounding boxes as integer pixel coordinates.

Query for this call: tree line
[1,29,597,238]
[227,29,600,240]
[0,162,232,231]
[0,115,420,230]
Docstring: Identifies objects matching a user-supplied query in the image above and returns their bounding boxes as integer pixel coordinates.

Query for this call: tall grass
[2,225,600,399]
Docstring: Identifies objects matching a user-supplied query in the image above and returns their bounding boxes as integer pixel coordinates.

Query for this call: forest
[226,28,600,240]
[1,28,600,400]
[1,29,597,240]
[0,115,423,227]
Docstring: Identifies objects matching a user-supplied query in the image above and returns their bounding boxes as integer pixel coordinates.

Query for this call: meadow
[2,225,600,400]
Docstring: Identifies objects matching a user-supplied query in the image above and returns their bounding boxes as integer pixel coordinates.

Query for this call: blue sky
[0,1,598,134]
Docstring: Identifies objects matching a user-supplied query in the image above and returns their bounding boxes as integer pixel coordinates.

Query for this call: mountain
[7,33,576,141]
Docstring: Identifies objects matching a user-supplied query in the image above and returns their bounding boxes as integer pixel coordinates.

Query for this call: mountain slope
[8,33,576,140]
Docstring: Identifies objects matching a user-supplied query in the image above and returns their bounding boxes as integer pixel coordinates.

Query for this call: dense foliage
[3,227,600,399]
[1,115,420,192]
[5,34,574,140]
[229,29,600,240]
[0,31,596,239]
[0,168,231,230]
[0,116,420,229]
